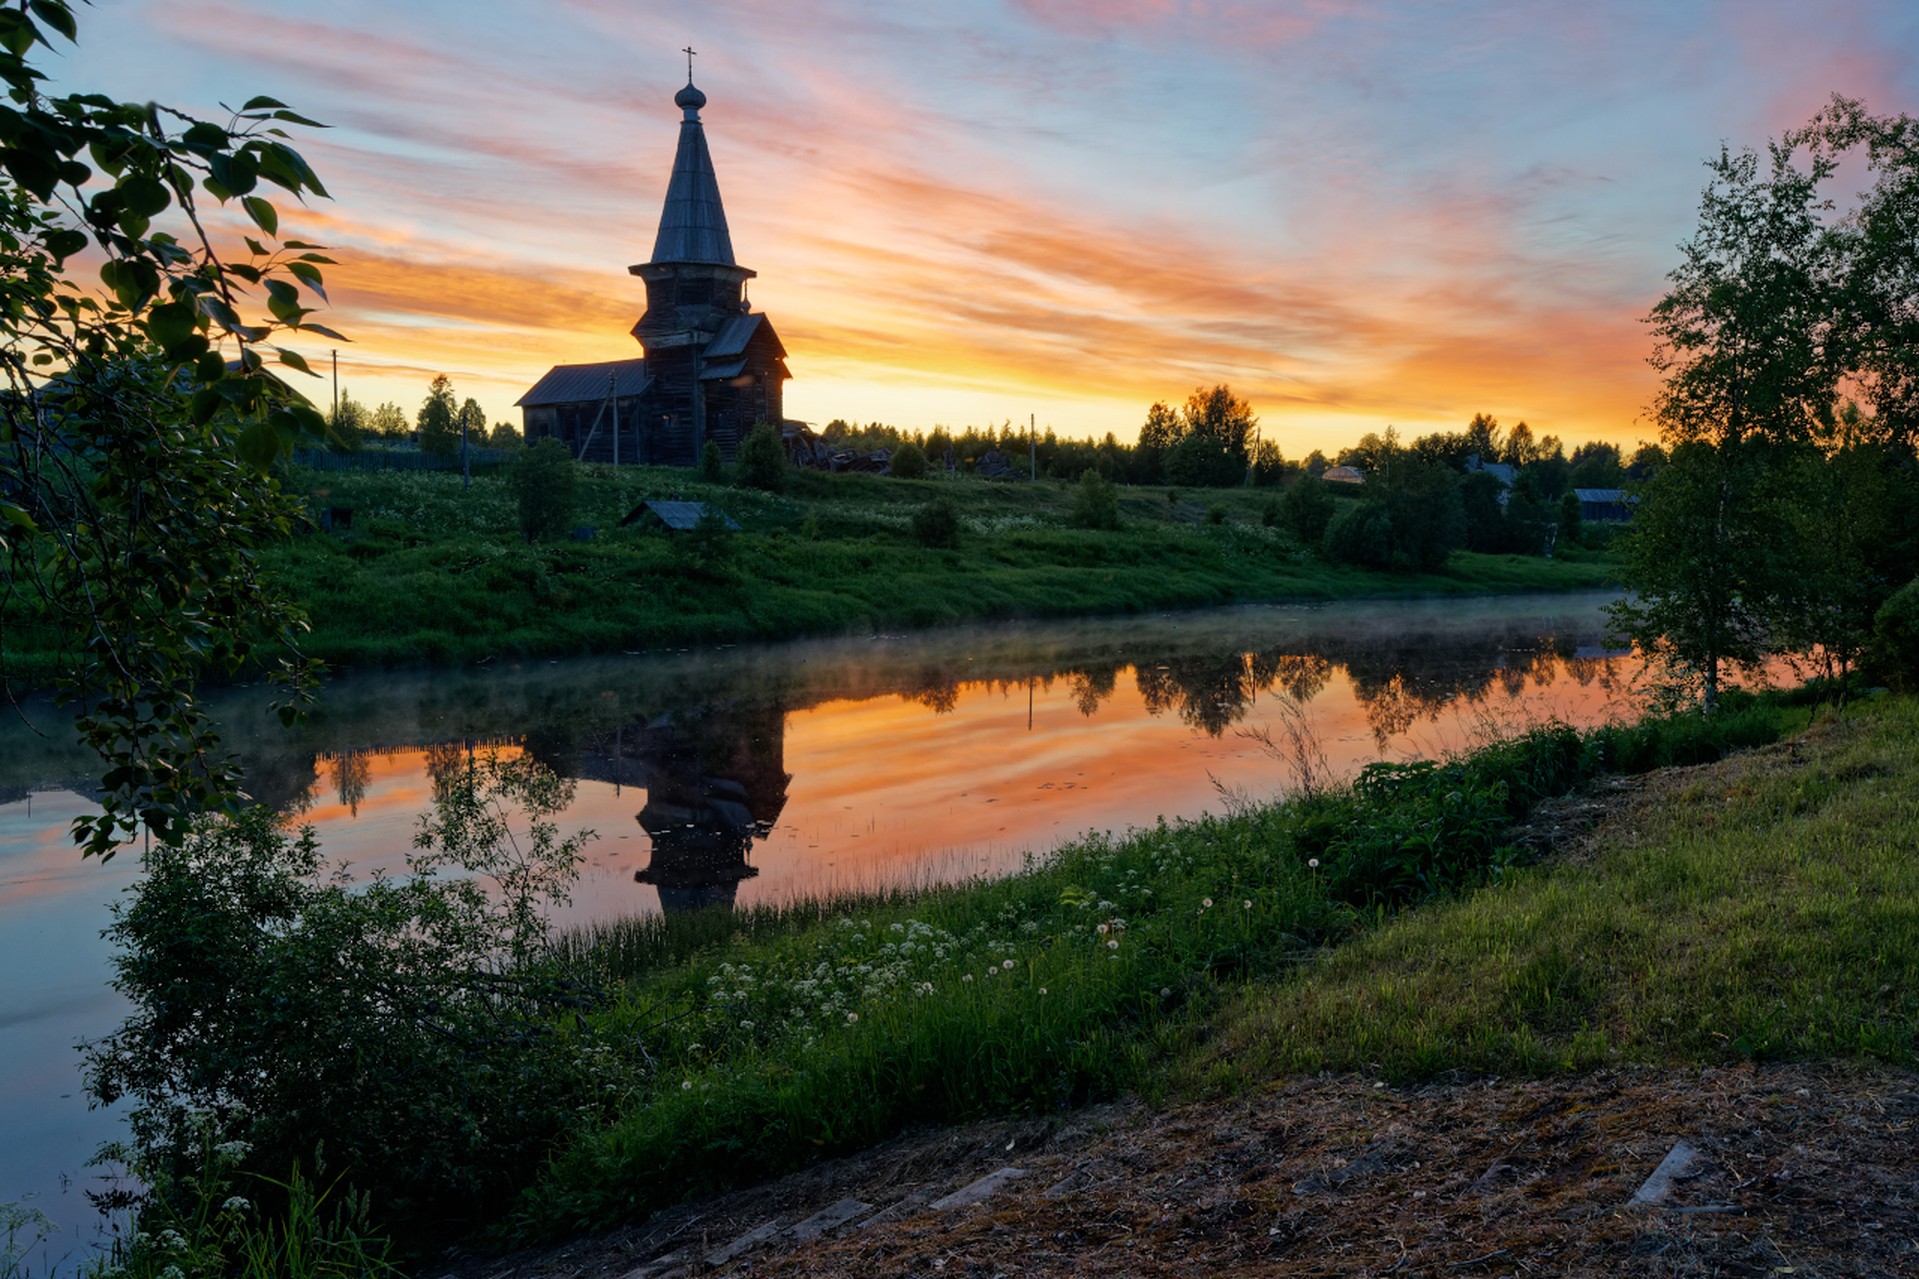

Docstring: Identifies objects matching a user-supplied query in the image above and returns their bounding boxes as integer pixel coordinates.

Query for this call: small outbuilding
[1322,464,1365,485]
[1574,488,1636,523]
[621,499,741,532]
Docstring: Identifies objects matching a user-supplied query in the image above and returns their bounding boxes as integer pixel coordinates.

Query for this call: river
[0,590,1642,1260]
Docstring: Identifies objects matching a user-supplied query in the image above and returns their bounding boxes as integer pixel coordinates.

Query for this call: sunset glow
[49,0,1919,451]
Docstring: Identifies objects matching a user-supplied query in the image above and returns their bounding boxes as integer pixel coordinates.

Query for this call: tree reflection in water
[127,598,1633,915]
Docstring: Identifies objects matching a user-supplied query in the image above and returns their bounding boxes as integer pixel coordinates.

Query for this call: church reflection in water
[568,703,791,914]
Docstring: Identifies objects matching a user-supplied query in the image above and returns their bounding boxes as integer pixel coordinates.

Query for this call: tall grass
[1195,695,1916,1087]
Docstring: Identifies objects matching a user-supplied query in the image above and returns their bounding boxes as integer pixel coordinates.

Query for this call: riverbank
[457,689,1917,1279]
[100,682,1918,1278]
[264,466,1613,673]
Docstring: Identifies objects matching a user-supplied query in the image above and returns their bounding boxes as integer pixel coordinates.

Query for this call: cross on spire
[683,45,696,81]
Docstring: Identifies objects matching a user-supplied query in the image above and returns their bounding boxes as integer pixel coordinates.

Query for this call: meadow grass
[1191,694,1919,1088]
[269,465,1613,672]
[508,696,1802,1240]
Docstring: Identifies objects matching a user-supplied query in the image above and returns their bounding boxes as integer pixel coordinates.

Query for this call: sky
[43,0,1919,454]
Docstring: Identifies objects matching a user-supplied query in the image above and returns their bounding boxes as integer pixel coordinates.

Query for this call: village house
[518,72,790,465]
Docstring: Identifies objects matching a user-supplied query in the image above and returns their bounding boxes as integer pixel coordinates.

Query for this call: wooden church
[517,73,790,465]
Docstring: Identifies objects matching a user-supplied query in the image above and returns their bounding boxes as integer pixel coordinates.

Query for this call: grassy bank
[267,465,1611,672]
[1196,693,1919,1086]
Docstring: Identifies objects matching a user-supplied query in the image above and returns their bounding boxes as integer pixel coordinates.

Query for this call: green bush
[1206,503,1228,525]
[697,440,725,484]
[737,421,788,492]
[507,438,577,542]
[1869,578,1919,690]
[1321,502,1391,567]
[1277,477,1334,545]
[912,496,962,548]
[888,441,928,480]
[1068,470,1120,530]
[87,759,601,1245]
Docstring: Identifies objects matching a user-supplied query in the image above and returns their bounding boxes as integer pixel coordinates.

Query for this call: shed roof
[517,358,650,408]
[1467,459,1517,487]
[627,500,741,532]
[1573,488,1632,503]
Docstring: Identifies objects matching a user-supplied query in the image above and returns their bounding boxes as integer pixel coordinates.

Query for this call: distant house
[518,76,790,467]
[1463,454,1517,488]
[621,499,741,532]
[1574,488,1636,523]
[1322,464,1365,485]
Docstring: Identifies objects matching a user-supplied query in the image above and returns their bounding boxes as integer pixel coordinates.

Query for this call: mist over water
[0,590,1640,1252]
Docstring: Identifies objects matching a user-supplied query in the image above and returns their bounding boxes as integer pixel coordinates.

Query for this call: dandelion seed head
[1308,858,1320,869]
[1002,959,1015,970]
[1107,939,1120,950]
[1202,897,1213,908]
[681,1080,693,1091]
[1038,987,1048,996]
[846,1012,859,1023]
[1096,922,1110,935]
[962,973,974,983]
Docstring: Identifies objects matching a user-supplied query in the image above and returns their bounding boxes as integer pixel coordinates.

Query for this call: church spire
[650,66,736,266]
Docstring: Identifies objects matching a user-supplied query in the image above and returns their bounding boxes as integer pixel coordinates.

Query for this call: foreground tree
[1,1,336,855]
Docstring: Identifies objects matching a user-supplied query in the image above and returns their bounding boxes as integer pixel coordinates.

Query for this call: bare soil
[462,1062,1916,1279]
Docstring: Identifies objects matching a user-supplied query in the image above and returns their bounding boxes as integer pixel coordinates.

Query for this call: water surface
[0,590,1639,1255]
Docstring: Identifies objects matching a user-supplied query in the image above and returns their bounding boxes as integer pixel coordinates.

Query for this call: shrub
[507,438,576,542]
[1068,470,1120,530]
[737,421,788,492]
[912,496,961,548]
[1870,578,1919,690]
[1321,502,1391,568]
[1206,504,1228,525]
[86,757,601,1245]
[1277,477,1334,545]
[697,440,725,484]
[889,441,928,479]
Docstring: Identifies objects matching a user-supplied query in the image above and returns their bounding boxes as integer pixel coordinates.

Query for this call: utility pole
[330,349,338,419]
[1030,413,1037,481]
[609,370,620,468]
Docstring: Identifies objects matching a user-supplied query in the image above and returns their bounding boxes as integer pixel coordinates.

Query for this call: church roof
[651,80,736,266]
[705,311,777,359]
[516,357,650,407]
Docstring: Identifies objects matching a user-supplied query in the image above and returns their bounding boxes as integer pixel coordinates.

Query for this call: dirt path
[462,1061,1916,1279]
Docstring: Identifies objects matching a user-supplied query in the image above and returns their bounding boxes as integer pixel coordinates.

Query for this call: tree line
[325,372,521,454]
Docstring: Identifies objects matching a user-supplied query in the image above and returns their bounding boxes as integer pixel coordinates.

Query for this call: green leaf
[0,499,36,533]
[285,260,328,300]
[27,0,76,40]
[244,236,268,257]
[45,227,88,261]
[240,95,289,112]
[277,348,314,375]
[190,386,223,426]
[120,176,171,218]
[241,195,278,236]
[182,121,230,151]
[208,150,257,196]
[238,419,280,470]
[147,301,197,350]
[271,108,328,129]
[297,322,350,343]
